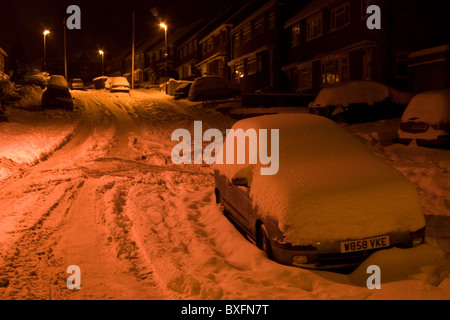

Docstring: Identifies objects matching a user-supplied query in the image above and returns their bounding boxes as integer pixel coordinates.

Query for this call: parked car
[104,77,115,90]
[214,114,425,270]
[309,81,413,123]
[110,76,130,93]
[69,78,86,90]
[188,76,240,101]
[41,75,74,110]
[93,76,108,89]
[174,82,193,100]
[397,88,450,148]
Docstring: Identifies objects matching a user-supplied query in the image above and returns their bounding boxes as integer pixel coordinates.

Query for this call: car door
[224,180,253,232]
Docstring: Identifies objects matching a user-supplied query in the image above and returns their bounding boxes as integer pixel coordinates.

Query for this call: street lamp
[99,50,104,76]
[43,30,50,71]
[160,22,168,77]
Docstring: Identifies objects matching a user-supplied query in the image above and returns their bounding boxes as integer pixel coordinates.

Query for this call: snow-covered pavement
[0,89,449,300]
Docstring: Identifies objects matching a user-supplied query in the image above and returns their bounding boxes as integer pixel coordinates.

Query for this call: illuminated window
[291,23,301,47]
[321,56,349,85]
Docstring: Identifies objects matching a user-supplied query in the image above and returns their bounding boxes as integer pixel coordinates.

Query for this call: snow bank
[215,114,425,245]
[311,81,413,108]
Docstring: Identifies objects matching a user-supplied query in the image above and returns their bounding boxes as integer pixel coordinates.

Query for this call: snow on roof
[215,114,425,245]
[311,81,413,108]
[408,44,450,59]
[401,89,450,124]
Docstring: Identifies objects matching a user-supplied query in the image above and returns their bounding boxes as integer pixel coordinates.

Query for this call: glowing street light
[160,22,168,77]
[99,50,104,76]
[43,30,50,71]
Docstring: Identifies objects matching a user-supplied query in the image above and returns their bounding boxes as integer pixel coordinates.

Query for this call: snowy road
[1,90,450,300]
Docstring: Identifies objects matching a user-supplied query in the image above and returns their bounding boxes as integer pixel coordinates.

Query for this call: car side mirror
[231,177,249,187]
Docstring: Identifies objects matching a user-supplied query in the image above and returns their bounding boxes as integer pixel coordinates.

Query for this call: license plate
[411,124,428,131]
[340,235,390,253]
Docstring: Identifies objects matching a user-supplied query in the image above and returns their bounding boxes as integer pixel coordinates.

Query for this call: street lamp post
[99,50,104,76]
[160,22,168,77]
[43,30,50,71]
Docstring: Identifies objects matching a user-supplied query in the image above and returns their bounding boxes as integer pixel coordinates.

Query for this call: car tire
[259,224,274,259]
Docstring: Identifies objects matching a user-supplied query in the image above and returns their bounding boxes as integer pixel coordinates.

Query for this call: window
[297,63,312,91]
[331,3,350,31]
[254,17,265,37]
[207,38,213,52]
[321,56,349,85]
[306,13,322,41]
[202,42,207,54]
[188,42,193,54]
[247,57,257,75]
[269,12,276,29]
[234,62,244,81]
[243,24,252,43]
[291,23,301,47]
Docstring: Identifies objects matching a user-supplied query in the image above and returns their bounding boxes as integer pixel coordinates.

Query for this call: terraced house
[282,0,450,94]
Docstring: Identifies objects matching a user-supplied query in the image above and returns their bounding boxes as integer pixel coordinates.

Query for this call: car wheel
[259,224,274,259]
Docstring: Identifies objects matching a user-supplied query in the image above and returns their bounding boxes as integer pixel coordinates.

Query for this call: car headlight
[412,237,424,247]
[292,255,308,266]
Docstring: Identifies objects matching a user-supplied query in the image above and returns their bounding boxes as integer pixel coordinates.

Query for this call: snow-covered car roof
[47,75,68,89]
[215,114,425,246]
[401,89,450,124]
[311,81,413,108]
[111,77,130,86]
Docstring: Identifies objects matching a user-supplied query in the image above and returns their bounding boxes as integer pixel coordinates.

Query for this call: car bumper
[396,136,450,148]
[270,227,426,270]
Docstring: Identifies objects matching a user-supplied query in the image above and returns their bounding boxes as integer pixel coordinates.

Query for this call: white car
[110,77,130,93]
[188,76,240,101]
[397,88,450,148]
[214,114,425,269]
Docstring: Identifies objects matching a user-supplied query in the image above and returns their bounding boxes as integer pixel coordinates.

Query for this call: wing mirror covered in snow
[231,177,249,187]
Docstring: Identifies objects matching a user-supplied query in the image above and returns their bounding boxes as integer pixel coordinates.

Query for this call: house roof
[0,47,7,57]
[285,0,336,27]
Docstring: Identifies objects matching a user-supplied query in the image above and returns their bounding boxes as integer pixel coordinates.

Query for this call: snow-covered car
[309,81,413,123]
[104,77,115,90]
[188,76,241,101]
[214,114,425,270]
[93,76,108,89]
[397,89,450,148]
[69,78,86,90]
[174,82,193,100]
[41,75,74,110]
[110,76,130,93]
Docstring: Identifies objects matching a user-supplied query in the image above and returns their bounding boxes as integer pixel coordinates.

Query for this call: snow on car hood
[401,89,450,124]
[215,114,425,246]
[311,81,413,108]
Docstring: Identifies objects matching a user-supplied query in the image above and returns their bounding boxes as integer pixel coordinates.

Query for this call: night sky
[0,0,242,66]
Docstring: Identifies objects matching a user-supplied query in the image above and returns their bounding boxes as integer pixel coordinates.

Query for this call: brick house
[228,0,288,93]
[282,0,450,94]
